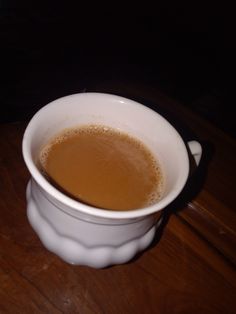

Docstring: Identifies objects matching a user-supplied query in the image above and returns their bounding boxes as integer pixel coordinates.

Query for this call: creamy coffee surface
[38,125,164,211]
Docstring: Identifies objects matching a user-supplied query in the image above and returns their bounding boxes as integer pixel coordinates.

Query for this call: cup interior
[23,93,189,219]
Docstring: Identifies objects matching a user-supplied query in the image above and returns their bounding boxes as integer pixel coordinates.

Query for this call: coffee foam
[38,124,164,209]
[39,126,111,167]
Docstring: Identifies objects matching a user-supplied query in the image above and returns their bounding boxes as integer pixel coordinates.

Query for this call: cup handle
[187,141,202,166]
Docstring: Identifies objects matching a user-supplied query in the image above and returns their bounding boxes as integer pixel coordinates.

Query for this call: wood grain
[0,83,236,313]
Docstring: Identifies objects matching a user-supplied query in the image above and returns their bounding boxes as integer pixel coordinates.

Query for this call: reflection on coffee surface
[38,125,164,211]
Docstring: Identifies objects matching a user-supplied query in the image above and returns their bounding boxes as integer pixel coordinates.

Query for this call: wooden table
[1,82,236,313]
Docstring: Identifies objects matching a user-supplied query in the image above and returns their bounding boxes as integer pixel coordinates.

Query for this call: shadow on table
[154,139,214,243]
[128,139,215,264]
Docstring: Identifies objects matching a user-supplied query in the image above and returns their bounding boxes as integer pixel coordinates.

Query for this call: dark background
[1,4,233,136]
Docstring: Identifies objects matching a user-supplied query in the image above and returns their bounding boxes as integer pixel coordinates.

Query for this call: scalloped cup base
[27,180,162,268]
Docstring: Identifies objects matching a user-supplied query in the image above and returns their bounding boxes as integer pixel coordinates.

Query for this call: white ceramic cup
[22,92,202,268]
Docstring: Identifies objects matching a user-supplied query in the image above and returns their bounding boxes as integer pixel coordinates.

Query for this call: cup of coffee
[22,92,202,268]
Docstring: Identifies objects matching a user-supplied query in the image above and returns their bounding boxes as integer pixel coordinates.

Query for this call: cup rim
[22,92,189,220]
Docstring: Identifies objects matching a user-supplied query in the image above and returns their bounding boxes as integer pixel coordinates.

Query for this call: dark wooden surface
[0,83,236,313]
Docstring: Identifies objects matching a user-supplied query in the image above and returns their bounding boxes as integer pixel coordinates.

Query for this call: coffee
[38,125,163,211]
